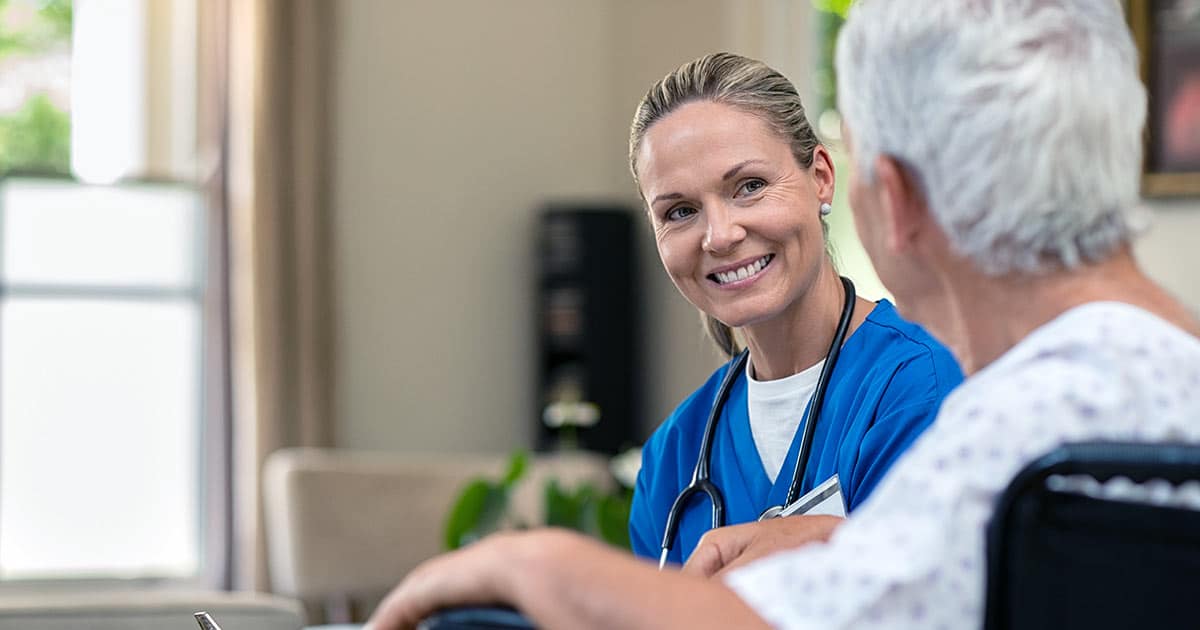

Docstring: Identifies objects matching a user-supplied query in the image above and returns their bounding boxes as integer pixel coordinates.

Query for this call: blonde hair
[629,52,824,358]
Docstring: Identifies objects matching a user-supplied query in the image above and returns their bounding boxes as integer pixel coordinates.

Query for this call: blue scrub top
[630,299,963,564]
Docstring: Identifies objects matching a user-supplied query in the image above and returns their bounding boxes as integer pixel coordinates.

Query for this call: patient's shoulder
[932,301,1200,456]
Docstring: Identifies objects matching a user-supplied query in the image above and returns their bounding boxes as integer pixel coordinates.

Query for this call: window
[0,0,217,583]
[0,177,206,580]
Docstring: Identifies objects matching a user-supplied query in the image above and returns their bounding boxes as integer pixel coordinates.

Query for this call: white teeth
[714,255,772,285]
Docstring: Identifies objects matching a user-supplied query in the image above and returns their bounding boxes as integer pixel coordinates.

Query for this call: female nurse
[628,52,963,565]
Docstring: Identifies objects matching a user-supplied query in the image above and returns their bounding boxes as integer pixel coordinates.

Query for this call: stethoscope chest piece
[758,505,785,521]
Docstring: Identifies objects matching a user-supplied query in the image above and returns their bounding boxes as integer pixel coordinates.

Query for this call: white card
[779,474,846,518]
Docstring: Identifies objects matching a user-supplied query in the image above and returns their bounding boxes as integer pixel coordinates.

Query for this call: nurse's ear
[872,155,931,257]
[810,145,836,206]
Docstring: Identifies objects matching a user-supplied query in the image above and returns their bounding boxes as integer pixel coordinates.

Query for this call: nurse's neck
[741,266,870,381]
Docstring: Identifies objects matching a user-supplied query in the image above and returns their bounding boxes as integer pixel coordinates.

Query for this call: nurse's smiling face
[636,101,832,329]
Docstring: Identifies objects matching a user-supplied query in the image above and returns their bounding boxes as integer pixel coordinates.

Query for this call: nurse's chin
[702,302,791,331]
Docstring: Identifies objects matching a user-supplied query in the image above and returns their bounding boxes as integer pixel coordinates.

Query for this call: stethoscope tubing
[782,276,857,507]
[657,349,749,569]
[657,276,856,569]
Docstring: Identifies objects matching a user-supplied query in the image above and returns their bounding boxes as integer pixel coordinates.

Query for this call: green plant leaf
[543,478,575,529]
[544,479,597,530]
[811,0,854,18]
[596,491,633,550]
[444,453,527,550]
[445,480,514,550]
[444,479,491,550]
[475,485,510,537]
[502,450,528,488]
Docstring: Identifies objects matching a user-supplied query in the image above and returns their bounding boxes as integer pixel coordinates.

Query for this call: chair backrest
[984,441,1200,630]
[262,448,613,624]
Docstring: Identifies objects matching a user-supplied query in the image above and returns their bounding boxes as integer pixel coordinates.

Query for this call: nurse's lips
[707,254,774,287]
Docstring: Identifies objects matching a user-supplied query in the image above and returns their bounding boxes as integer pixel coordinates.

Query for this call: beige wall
[1136,199,1200,312]
[332,0,814,452]
[334,0,617,452]
[331,0,1199,453]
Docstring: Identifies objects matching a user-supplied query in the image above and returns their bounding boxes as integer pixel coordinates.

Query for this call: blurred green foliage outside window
[813,0,852,115]
[0,0,72,175]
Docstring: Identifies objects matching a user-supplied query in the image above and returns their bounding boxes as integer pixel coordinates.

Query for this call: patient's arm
[682,515,843,579]
[366,529,770,630]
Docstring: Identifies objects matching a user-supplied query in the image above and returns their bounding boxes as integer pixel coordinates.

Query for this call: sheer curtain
[201,0,337,591]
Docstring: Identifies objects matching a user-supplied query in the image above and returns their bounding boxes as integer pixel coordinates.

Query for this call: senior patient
[367,1,1200,628]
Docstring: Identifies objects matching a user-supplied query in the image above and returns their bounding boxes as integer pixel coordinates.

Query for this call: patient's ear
[873,155,930,255]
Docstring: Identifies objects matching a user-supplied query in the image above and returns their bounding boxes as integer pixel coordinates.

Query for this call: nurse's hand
[682,515,844,579]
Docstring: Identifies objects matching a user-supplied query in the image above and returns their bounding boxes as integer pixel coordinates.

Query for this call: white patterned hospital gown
[725,301,1200,629]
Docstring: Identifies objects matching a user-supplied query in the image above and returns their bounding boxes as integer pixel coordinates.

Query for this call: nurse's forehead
[641,102,779,154]
[638,105,785,184]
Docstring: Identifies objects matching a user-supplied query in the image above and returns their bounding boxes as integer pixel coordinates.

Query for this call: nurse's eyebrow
[650,159,767,206]
[650,192,683,206]
[722,159,766,181]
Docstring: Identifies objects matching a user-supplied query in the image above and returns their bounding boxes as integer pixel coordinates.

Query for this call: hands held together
[681,514,843,579]
[366,516,843,630]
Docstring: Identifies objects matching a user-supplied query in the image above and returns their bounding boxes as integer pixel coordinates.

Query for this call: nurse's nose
[702,204,747,256]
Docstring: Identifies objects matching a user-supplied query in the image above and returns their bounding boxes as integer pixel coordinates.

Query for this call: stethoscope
[658,276,857,569]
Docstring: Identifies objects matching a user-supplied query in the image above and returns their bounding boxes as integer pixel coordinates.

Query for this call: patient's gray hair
[836,0,1146,275]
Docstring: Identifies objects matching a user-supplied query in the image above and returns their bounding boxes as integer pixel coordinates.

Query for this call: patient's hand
[681,515,844,579]
[367,528,773,630]
[367,531,524,630]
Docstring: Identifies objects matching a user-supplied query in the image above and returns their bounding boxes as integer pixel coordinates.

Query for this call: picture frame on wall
[1126,0,1200,196]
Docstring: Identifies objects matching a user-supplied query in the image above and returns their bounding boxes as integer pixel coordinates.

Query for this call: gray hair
[629,52,824,357]
[836,0,1146,275]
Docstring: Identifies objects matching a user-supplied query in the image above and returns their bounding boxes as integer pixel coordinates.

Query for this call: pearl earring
[820,202,833,216]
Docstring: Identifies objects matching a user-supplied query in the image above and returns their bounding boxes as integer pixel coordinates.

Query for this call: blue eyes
[738,179,766,196]
[666,206,698,221]
[662,179,767,222]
